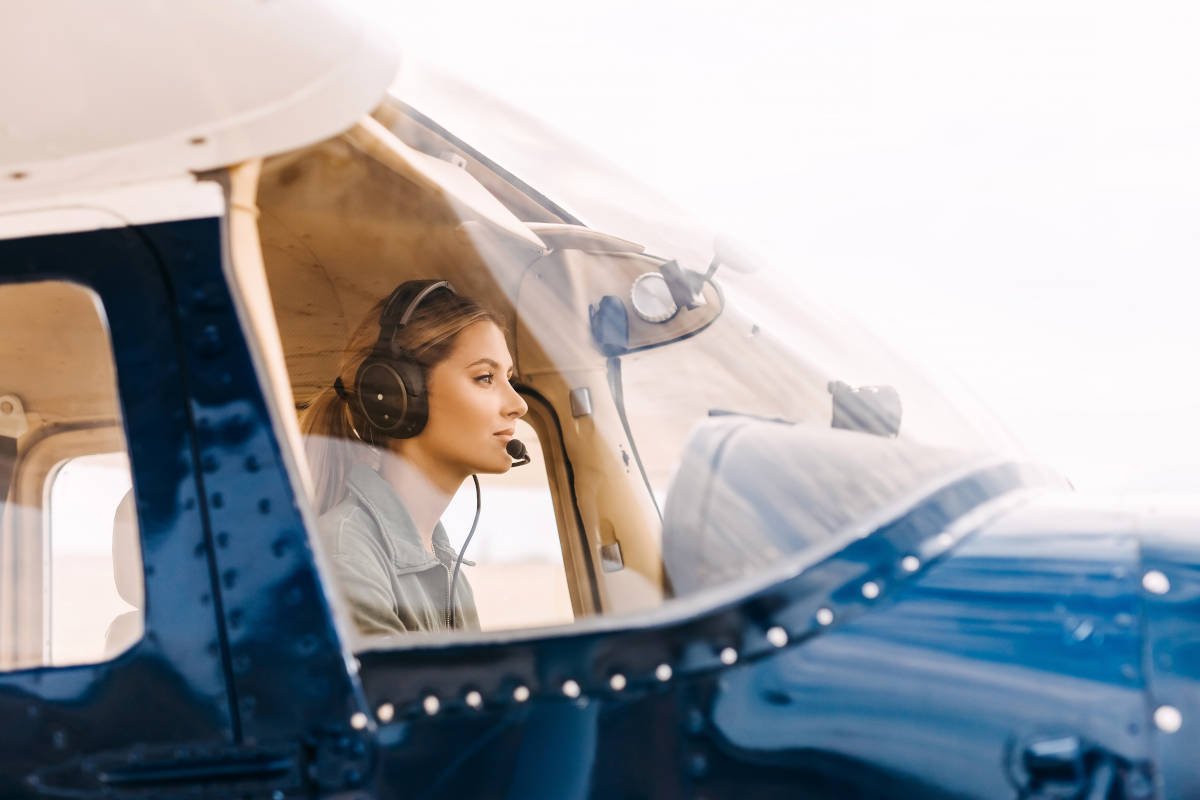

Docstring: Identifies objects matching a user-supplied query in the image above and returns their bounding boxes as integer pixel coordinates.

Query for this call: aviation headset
[353,279,457,440]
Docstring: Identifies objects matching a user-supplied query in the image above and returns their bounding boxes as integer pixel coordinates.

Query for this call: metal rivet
[349,712,368,730]
[901,555,920,572]
[423,695,440,716]
[609,673,627,691]
[465,690,483,709]
[719,647,738,665]
[562,680,581,698]
[1155,705,1182,733]
[376,393,384,401]
[766,626,788,648]
[816,608,834,626]
[1143,570,1171,595]
[513,685,530,703]
[655,663,673,682]
[862,581,880,599]
[376,703,394,723]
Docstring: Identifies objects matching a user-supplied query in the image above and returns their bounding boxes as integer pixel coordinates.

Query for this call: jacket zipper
[442,562,454,630]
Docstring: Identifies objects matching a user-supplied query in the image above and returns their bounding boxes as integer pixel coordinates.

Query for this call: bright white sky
[395,0,1200,496]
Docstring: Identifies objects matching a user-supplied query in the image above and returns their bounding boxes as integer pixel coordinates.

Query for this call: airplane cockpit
[0,61,1018,669]
[254,68,1015,634]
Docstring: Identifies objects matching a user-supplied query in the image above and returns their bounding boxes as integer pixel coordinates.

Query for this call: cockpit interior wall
[0,283,122,423]
[256,120,540,407]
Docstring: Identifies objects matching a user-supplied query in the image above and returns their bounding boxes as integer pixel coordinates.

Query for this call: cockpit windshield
[253,62,1024,641]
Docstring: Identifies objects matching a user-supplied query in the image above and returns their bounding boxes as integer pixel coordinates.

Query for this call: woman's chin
[471,454,512,475]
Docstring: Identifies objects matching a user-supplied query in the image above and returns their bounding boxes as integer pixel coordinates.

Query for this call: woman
[301,280,528,635]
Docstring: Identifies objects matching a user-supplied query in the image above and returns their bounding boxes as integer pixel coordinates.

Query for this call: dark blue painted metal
[1138,512,1200,799]
[0,224,233,796]
[5,218,1197,799]
[134,218,373,790]
[350,486,1171,799]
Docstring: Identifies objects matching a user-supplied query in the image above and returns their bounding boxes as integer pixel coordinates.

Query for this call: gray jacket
[318,463,479,636]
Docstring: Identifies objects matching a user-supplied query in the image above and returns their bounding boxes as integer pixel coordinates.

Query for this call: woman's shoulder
[318,497,385,562]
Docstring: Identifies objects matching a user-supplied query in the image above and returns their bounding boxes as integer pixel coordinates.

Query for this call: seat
[103,489,143,658]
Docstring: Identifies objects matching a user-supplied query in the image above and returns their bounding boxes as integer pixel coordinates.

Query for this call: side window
[47,454,140,665]
[441,418,573,631]
[0,281,142,671]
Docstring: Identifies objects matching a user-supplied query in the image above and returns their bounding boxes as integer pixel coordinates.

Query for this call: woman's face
[402,320,528,481]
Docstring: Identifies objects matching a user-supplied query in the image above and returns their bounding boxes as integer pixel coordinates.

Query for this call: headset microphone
[506,438,531,467]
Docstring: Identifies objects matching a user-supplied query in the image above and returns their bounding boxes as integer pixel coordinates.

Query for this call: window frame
[0,220,238,792]
[518,389,600,618]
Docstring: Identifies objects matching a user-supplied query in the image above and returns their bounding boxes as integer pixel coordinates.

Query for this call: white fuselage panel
[0,0,398,206]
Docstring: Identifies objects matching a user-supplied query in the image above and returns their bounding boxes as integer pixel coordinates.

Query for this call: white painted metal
[0,0,398,205]
[0,176,223,242]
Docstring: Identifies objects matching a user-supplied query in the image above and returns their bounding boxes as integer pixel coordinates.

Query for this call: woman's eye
[475,374,494,385]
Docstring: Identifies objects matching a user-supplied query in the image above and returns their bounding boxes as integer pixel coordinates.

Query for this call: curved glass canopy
[255,62,1027,640]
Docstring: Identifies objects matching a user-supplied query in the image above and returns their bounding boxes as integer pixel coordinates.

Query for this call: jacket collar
[345,463,460,570]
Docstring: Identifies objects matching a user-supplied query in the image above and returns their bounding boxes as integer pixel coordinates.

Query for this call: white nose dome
[0,0,399,203]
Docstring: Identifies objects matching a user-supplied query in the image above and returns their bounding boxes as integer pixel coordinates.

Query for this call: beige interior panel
[0,282,120,424]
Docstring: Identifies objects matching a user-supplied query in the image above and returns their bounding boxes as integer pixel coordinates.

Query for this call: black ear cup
[355,357,428,439]
[352,279,454,440]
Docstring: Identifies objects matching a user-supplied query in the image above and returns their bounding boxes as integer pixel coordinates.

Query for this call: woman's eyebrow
[465,358,501,370]
[465,357,514,375]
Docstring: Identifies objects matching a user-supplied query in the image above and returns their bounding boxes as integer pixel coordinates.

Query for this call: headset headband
[378,280,456,356]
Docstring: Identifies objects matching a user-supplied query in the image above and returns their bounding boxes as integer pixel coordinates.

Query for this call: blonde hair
[300,283,501,513]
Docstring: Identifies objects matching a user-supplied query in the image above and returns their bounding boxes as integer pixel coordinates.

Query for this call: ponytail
[300,384,375,514]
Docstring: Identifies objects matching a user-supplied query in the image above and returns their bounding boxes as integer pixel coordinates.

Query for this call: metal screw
[1143,570,1171,595]
[1155,705,1182,733]
[766,626,788,648]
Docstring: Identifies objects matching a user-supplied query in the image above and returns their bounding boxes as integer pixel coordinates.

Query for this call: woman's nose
[504,384,528,418]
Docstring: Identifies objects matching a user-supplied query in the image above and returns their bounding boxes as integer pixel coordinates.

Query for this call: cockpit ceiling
[257,120,546,407]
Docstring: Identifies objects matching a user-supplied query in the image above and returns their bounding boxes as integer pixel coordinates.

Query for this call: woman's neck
[378,450,461,554]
